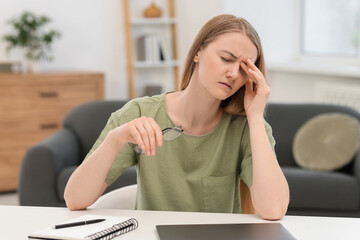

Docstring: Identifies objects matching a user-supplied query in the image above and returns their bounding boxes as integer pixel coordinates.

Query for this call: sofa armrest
[354,151,360,182]
[19,129,80,206]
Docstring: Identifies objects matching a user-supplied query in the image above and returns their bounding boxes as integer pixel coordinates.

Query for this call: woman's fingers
[134,120,151,155]
[143,118,162,155]
[240,62,256,91]
[241,60,263,85]
[143,120,155,156]
[129,124,145,150]
[241,59,270,96]
[131,117,162,156]
[245,78,254,93]
[149,118,163,147]
[246,59,261,73]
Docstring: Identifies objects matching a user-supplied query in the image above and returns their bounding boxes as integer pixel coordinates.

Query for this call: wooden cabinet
[122,0,179,98]
[0,72,104,191]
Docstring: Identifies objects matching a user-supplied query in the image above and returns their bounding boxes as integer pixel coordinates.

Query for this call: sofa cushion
[292,113,360,171]
[282,167,359,211]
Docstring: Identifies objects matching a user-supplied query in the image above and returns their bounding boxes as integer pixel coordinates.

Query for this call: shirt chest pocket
[202,174,236,213]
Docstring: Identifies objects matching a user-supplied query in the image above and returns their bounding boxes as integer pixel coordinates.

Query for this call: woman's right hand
[110,117,163,156]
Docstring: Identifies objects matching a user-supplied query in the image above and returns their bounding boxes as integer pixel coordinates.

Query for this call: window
[302,0,360,57]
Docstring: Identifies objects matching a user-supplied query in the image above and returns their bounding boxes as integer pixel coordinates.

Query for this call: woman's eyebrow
[221,50,254,63]
[221,50,238,59]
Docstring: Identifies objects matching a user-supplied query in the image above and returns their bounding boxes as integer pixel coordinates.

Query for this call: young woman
[64,14,289,220]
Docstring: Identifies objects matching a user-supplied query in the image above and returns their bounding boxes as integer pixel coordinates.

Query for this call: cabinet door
[0,149,25,191]
[0,73,104,191]
[0,111,65,148]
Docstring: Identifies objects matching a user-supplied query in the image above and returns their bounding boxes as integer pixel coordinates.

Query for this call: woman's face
[195,32,258,100]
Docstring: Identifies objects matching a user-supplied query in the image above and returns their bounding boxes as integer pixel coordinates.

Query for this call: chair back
[89,184,137,210]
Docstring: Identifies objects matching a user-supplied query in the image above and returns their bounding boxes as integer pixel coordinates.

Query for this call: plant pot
[26,59,42,73]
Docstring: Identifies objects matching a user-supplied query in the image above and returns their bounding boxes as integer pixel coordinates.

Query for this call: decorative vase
[26,59,42,73]
[143,2,162,18]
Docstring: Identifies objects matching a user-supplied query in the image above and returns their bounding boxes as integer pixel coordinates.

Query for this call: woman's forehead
[210,32,258,62]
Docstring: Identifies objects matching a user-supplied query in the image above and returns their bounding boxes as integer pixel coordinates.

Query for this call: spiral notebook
[28,214,138,240]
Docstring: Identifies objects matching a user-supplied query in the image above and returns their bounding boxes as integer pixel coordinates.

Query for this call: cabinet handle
[39,91,58,98]
[40,123,59,129]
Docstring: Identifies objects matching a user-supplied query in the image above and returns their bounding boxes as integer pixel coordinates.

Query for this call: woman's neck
[166,82,224,136]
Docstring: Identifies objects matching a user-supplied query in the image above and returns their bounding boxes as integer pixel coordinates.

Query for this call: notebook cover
[28,214,134,240]
[156,223,296,240]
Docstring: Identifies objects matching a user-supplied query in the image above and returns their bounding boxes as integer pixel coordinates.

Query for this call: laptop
[156,223,296,240]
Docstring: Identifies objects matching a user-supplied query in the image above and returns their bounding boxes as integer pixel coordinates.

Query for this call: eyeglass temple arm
[162,125,183,133]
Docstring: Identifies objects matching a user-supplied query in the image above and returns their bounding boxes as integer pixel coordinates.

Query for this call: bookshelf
[122,0,179,98]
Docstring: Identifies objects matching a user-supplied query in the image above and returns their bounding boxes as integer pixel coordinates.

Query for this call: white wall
[224,0,360,109]
[176,0,227,62]
[178,0,302,69]
[224,0,301,63]
[0,0,126,99]
[0,0,301,100]
[2,0,359,105]
[0,0,225,100]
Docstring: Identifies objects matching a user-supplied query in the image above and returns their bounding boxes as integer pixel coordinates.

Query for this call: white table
[1,205,360,239]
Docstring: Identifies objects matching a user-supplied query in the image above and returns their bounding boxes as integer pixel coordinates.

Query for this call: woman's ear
[194,51,200,63]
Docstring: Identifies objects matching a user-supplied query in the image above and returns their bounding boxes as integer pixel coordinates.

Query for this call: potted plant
[3,11,61,72]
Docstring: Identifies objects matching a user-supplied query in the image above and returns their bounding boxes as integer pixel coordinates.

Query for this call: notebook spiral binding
[85,218,139,240]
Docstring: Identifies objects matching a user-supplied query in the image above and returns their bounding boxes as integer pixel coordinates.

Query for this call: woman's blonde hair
[180,14,267,116]
[180,14,266,214]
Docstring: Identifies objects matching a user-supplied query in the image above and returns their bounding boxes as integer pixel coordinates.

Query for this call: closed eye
[221,57,231,62]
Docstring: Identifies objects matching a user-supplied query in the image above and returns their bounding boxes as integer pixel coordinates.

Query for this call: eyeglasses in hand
[133,125,183,154]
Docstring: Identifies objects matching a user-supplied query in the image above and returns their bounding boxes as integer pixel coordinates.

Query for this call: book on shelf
[136,33,172,63]
[158,34,172,61]
[28,214,138,240]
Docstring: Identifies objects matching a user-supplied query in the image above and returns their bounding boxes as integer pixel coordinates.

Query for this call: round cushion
[293,113,360,171]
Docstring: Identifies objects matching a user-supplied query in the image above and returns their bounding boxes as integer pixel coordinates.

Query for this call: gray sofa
[266,104,360,217]
[19,101,360,217]
[19,101,137,207]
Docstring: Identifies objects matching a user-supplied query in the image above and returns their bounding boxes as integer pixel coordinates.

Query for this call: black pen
[54,219,106,229]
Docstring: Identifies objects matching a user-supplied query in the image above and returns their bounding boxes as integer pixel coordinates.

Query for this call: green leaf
[2,11,61,62]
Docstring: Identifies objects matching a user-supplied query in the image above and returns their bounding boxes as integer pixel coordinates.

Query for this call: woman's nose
[226,64,239,79]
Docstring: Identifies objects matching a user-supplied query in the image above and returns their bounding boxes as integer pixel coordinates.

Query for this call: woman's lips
[219,82,232,89]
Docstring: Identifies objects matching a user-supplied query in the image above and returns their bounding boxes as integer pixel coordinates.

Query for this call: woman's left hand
[240,59,271,119]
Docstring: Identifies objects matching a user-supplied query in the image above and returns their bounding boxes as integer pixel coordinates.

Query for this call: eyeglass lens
[162,126,183,142]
